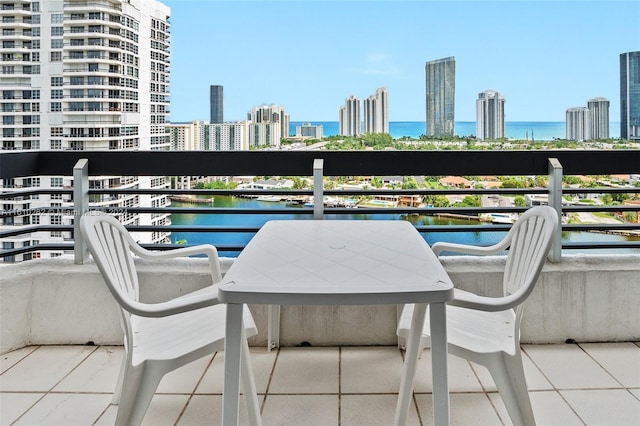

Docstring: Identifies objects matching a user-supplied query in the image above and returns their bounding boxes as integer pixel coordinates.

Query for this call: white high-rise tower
[339,96,361,136]
[363,87,389,134]
[476,90,505,141]
[0,0,172,262]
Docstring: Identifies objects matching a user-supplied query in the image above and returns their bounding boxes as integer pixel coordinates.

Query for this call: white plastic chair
[397,205,558,426]
[80,212,261,426]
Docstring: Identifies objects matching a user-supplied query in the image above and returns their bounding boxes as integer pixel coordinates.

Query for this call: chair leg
[487,352,536,426]
[115,362,164,426]
[111,349,128,404]
[240,331,262,426]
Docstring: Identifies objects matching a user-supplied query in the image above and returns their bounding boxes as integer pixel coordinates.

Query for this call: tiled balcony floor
[1,342,639,425]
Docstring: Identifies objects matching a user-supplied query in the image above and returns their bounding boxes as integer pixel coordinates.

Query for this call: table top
[218,220,454,305]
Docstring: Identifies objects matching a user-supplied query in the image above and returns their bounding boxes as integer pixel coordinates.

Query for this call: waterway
[170,196,640,257]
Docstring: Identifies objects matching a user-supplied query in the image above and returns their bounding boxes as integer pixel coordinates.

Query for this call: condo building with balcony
[587,97,610,140]
[566,107,591,141]
[476,89,505,141]
[363,87,389,134]
[0,0,172,262]
[339,95,361,137]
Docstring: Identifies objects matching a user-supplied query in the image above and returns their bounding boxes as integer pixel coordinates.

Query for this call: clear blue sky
[163,0,639,123]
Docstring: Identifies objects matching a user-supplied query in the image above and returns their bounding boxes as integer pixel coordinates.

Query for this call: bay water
[170,197,639,257]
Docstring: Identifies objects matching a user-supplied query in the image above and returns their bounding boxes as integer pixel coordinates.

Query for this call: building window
[51,127,63,137]
[50,139,62,149]
[50,102,61,112]
[51,177,63,187]
[51,89,63,99]
[51,76,63,86]
[51,27,63,36]
[50,52,62,62]
[51,13,63,24]
[51,39,63,49]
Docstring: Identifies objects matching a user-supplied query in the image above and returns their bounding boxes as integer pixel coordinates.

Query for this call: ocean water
[290,121,622,141]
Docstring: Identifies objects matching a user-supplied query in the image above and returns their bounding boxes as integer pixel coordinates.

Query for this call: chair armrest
[432,240,510,256]
[449,288,522,312]
[132,244,222,281]
[121,285,221,317]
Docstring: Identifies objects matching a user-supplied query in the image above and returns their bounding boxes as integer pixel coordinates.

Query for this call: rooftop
[2,342,639,425]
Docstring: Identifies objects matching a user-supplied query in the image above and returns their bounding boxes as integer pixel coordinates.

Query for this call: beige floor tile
[197,347,277,394]
[177,394,264,426]
[341,394,421,426]
[13,393,112,426]
[524,344,621,389]
[561,389,640,426]
[411,350,484,393]
[140,394,189,426]
[0,346,38,373]
[93,403,117,426]
[53,346,122,392]
[0,346,96,392]
[415,392,502,425]
[341,346,405,393]
[489,390,584,426]
[580,342,640,388]
[268,347,339,393]
[261,394,338,426]
[0,392,44,425]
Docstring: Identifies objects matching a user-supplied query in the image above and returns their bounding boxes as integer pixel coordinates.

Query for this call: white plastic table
[219,220,454,425]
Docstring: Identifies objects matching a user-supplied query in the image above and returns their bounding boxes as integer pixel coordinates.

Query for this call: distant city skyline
[163,0,638,123]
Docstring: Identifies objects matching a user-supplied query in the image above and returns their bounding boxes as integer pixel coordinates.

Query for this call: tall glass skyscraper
[210,85,223,123]
[620,51,640,140]
[425,57,455,137]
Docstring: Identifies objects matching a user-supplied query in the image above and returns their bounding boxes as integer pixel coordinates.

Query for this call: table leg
[267,304,280,351]
[223,302,244,425]
[430,301,450,425]
[394,302,427,426]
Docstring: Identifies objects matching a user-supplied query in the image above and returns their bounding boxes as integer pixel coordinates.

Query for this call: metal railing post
[548,158,563,262]
[313,158,324,220]
[74,159,89,264]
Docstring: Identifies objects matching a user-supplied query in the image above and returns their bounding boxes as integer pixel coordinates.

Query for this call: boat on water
[256,195,283,202]
[486,213,517,224]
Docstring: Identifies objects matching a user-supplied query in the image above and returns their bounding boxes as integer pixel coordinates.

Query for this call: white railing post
[548,158,563,262]
[74,159,89,265]
[313,158,324,220]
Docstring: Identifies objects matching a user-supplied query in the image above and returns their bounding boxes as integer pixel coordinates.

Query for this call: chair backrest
[80,212,142,310]
[502,206,558,301]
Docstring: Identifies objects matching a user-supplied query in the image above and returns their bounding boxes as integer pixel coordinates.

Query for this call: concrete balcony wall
[1,254,639,354]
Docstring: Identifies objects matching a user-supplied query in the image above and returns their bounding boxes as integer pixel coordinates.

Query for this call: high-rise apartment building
[363,87,389,134]
[209,85,223,123]
[295,123,324,139]
[247,104,289,141]
[620,51,640,140]
[587,97,610,140]
[476,90,505,140]
[566,107,591,141]
[425,57,455,137]
[0,0,171,262]
[339,96,360,136]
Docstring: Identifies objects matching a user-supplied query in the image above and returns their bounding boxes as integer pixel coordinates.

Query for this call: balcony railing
[1,150,639,262]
